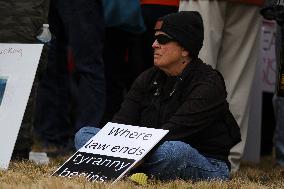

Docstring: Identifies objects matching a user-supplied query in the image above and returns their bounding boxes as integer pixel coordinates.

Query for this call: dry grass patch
[1,156,284,189]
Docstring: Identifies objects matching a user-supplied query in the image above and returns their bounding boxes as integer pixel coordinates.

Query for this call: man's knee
[152,141,195,163]
[74,126,99,150]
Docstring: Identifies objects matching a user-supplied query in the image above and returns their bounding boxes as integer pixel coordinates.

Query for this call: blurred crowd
[0,0,283,174]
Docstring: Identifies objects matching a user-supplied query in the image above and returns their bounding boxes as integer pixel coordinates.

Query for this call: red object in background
[140,0,180,7]
[67,47,75,73]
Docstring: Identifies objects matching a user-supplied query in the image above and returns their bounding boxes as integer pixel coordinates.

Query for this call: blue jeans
[273,95,284,166]
[75,127,229,181]
[273,24,284,166]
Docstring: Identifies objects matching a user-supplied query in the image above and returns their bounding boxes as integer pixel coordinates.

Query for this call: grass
[1,156,284,189]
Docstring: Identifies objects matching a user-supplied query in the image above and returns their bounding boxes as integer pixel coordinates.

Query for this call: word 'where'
[108,126,153,140]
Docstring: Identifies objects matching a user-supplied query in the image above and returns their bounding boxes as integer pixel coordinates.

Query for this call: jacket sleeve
[161,79,229,140]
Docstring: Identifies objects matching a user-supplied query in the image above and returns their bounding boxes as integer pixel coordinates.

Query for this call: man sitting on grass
[74,11,241,181]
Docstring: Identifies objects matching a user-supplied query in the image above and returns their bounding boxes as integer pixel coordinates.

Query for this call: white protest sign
[244,20,277,162]
[260,20,277,92]
[53,122,169,182]
[0,43,43,170]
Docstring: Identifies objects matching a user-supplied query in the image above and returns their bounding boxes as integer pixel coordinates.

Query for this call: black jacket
[113,58,241,164]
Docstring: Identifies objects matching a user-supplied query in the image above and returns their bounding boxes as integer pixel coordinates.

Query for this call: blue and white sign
[0,43,43,170]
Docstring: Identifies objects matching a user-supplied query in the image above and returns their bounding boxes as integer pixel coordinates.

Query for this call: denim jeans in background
[273,95,284,166]
[75,127,230,181]
[273,23,284,166]
[34,0,105,148]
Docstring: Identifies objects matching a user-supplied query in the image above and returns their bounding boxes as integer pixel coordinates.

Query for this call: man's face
[152,31,184,72]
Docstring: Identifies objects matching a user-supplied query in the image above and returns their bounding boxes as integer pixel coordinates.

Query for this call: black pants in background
[34,0,105,147]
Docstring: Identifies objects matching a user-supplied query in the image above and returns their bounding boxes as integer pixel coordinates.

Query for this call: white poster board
[0,43,43,169]
[260,20,277,92]
[53,122,169,182]
[243,20,277,162]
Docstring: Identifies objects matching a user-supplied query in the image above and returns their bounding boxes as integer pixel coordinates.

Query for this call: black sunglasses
[154,34,174,45]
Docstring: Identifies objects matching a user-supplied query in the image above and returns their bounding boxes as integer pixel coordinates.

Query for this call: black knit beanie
[156,11,204,58]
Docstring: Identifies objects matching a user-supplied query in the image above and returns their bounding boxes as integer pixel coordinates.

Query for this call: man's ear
[181,49,189,57]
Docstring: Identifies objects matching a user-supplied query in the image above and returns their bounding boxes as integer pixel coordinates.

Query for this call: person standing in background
[0,0,49,159]
[33,0,105,154]
[267,0,284,167]
[179,0,264,172]
[273,24,284,166]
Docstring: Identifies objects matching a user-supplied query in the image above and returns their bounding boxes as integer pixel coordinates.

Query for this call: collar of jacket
[151,58,200,98]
